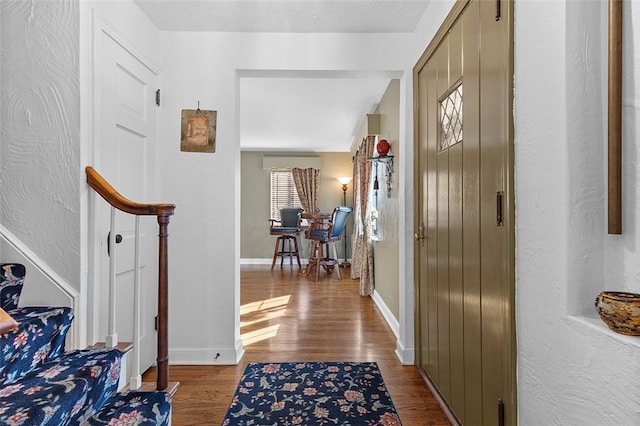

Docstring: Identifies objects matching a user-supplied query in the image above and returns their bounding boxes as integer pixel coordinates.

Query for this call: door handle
[107,232,123,257]
[414,223,425,243]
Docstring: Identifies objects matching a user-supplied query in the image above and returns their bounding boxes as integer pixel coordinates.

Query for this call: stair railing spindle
[106,206,118,348]
[130,215,142,390]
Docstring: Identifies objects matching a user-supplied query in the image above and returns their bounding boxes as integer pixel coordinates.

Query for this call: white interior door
[93,25,159,374]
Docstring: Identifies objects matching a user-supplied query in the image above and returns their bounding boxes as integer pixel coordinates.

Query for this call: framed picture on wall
[180,108,217,153]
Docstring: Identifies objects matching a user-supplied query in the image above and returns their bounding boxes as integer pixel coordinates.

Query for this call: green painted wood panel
[478,0,516,424]
[414,1,515,425]
[447,17,466,421]
[461,1,484,424]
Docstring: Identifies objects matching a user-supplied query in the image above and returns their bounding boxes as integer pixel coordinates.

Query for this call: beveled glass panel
[439,83,463,150]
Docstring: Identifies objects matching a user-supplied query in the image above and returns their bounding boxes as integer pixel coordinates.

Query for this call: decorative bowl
[595,291,640,336]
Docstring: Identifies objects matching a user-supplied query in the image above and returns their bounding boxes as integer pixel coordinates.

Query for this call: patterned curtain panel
[350,136,375,296]
[292,168,321,213]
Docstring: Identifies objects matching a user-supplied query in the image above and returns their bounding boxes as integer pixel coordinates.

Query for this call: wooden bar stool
[305,206,352,281]
[269,208,303,270]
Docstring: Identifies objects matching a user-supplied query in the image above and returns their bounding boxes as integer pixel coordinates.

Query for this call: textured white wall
[515,0,640,424]
[606,0,640,298]
[0,0,81,286]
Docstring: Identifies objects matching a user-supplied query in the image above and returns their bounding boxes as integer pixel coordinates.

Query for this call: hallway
[146,265,451,425]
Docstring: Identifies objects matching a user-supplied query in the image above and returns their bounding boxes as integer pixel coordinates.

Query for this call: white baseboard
[169,338,244,365]
[371,290,415,364]
[240,258,272,265]
[395,340,415,365]
[371,289,399,339]
[0,225,81,348]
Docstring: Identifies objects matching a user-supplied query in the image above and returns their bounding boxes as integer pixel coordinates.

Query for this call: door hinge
[495,0,501,21]
[496,191,504,226]
[155,89,161,106]
[498,399,505,426]
[154,315,158,331]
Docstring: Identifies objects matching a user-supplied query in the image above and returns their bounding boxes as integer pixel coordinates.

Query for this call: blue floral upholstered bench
[0,263,172,425]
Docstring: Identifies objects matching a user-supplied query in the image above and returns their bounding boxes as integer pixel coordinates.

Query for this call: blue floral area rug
[221,361,402,426]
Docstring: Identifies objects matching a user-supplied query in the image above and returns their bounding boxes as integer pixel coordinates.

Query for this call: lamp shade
[337,176,352,185]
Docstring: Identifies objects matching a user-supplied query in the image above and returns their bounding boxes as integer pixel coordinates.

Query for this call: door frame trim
[87,11,160,347]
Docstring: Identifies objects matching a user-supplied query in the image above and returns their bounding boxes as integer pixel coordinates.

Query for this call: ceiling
[134,0,430,151]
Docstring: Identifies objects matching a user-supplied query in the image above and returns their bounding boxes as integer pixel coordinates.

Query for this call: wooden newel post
[157,214,171,390]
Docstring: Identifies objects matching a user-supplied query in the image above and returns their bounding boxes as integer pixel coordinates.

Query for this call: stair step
[87,341,133,354]
[139,381,180,397]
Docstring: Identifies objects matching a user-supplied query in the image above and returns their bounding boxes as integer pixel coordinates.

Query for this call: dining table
[300,212,332,275]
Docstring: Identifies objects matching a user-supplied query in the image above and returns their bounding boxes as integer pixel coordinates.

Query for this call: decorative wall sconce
[367,139,394,198]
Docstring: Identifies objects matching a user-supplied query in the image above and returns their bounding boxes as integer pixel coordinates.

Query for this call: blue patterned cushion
[0,264,25,311]
[0,348,121,425]
[0,306,74,385]
[82,391,172,426]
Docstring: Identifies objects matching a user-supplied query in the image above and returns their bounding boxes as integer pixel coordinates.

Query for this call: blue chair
[269,208,303,269]
[306,206,352,281]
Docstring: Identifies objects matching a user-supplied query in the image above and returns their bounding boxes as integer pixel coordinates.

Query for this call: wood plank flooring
[143,265,451,425]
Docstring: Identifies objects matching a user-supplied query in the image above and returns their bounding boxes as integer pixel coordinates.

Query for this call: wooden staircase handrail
[86,166,175,217]
[85,166,175,391]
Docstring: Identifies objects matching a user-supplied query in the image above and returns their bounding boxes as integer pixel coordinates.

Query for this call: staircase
[0,263,173,425]
[0,167,178,424]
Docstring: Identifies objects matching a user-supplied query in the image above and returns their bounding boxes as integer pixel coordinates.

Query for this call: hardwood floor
[144,265,451,425]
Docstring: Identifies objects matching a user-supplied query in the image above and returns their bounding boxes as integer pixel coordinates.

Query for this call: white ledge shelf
[568,314,640,348]
[367,155,394,198]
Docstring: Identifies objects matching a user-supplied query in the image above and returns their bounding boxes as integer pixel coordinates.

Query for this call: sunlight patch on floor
[240,295,291,346]
[240,307,287,328]
[240,295,291,315]
[241,324,281,345]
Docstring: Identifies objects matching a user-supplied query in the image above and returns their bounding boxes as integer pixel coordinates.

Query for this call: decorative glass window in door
[439,81,463,150]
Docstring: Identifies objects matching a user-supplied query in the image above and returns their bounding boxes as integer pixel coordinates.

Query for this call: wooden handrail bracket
[608,0,622,234]
[86,166,175,217]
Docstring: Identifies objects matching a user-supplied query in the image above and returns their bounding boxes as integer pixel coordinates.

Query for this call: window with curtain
[270,168,302,221]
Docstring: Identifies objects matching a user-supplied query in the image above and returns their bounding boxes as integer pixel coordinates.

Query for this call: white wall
[156,31,414,364]
[515,1,640,424]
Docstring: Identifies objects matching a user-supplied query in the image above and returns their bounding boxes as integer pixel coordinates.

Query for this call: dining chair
[306,206,352,281]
